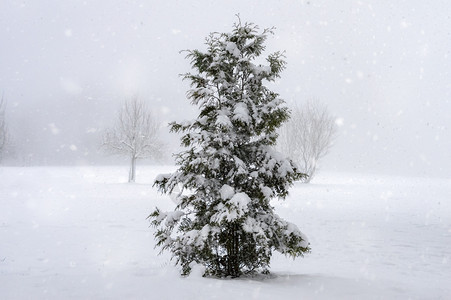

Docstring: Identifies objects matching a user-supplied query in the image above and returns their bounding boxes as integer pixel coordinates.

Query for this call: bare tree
[0,94,8,163]
[102,97,163,182]
[278,100,337,183]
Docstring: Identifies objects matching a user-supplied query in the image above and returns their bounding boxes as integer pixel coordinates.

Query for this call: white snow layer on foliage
[219,184,235,200]
[242,215,309,249]
[164,211,184,227]
[278,160,294,177]
[225,41,241,58]
[215,112,232,128]
[212,192,251,222]
[155,173,171,183]
[260,185,273,199]
[251,64,271,76]
[182,230,202,246]
[233,102,250,124]
[261,147,294,177]
[285,222,309,248]
[180,225,219,247]
[242,217,266,236]
[230,192,251,212]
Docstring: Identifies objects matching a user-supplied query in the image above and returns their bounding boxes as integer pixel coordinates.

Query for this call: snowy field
[1,165,450,299]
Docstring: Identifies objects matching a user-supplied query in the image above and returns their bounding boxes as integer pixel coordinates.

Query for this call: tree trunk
[226,223,240,277]
[129,156,136,182]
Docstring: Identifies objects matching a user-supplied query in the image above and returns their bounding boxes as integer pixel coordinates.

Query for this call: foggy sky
[1,0,450,177]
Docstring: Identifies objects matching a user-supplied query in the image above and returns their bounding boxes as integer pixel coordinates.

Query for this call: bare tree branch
[278,100,337,183]
[101,97,164,182]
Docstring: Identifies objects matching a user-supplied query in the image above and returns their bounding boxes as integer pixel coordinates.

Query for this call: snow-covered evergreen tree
[149,20,310,277]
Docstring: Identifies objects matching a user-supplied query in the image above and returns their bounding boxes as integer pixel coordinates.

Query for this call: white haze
[0,0,450,177]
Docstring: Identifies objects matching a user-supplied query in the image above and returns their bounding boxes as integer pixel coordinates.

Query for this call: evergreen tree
[149,19,310,278]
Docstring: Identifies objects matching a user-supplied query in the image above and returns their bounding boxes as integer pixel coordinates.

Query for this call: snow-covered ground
[1,166,450,299]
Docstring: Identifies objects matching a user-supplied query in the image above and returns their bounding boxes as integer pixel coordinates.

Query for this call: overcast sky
[1,0,450,177]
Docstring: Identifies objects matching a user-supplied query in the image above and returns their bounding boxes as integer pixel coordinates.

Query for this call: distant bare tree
[278,100,337,183]
[0,95,8,163]
[102,97,163,182]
